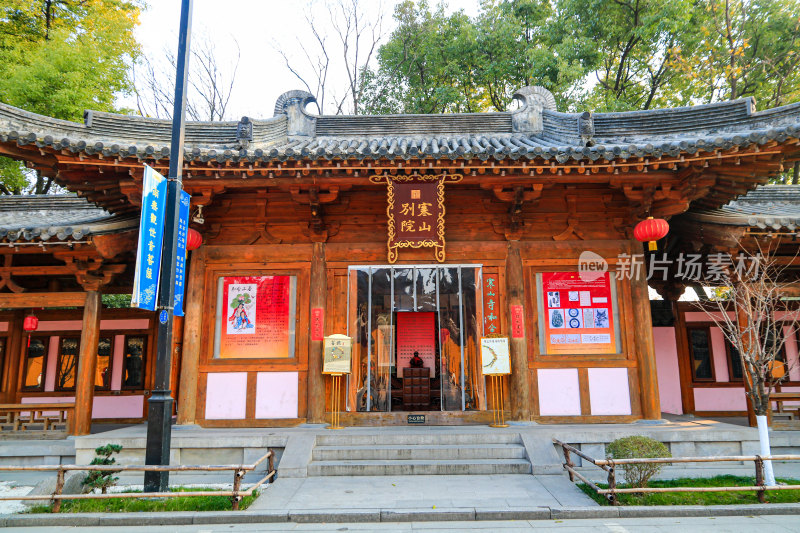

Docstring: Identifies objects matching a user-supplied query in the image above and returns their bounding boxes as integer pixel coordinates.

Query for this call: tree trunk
[756,415,776,486]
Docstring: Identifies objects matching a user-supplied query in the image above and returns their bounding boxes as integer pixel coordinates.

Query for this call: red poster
[541,272,616,354]
[311,308,324,341]
[218,276,293,359]
[396,312,435,377]
[511,305,524,338]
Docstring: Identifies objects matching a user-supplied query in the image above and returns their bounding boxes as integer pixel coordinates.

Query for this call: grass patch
[579,475,800,506]
[25,487,259,513]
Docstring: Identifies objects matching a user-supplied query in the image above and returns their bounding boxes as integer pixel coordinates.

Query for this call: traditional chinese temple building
[0,87,798,435]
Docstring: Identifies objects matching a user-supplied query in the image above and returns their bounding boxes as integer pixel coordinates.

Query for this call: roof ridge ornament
[511,86,556,134]
[273,90,317,137]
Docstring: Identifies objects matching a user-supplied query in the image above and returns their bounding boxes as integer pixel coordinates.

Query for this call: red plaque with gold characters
[370,172,462,263]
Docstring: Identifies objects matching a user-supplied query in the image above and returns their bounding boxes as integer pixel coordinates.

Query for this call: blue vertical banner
[131,165,167,311]
[173,190,190,317]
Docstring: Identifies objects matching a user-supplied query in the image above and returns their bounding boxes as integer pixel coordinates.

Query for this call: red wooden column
[73,290,102,435]
[177,247,206,425]
[629,251,661,420]
[505,240,532,420]
[1,310,23,403]
[307,242,326,423]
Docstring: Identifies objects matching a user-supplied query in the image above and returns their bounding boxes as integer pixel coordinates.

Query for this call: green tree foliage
[0,0,142,194]
[361,0,800,115]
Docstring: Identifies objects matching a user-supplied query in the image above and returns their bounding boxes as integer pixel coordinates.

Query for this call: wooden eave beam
[0,292,87,308]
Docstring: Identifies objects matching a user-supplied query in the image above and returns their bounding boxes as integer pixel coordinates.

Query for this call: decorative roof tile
[0,87,798,165]
[685,185,800,230]
[0,194,137,242]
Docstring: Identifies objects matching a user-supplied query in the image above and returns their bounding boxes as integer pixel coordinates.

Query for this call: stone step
[307,458,532,476]
[312,443,527,461]
[315,432,521,447]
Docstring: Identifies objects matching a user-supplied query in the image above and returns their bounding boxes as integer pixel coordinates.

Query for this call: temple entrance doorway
[347,265,486,414]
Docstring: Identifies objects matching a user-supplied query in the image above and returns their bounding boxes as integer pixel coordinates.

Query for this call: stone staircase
[307,432,532,476]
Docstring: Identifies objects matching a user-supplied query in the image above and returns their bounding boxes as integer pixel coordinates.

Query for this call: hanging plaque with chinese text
[370,172,462,263]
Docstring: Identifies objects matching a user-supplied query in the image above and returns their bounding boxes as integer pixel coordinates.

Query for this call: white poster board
[323,334,352,375]
[481,337,511,375]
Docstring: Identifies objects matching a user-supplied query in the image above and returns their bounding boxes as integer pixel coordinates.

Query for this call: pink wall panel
[111,335,125,391]
[255,372,299,419]
[21,396,73,404]
[204,372,247,419]
[38,321,82,331]
[100,319,150,330]
[684,311,735,322]
[21,396,73,416]
[44,336,59,392]
[710,327,729,382]
[91,395,144,419]
[784,326,800,382]
[537,369,581,416]
[37,319,149,332]
[587,368,632,415]
[773,386,800,408]
[22,395,143,419]
[693,387,747,411]
[653,327,683,414]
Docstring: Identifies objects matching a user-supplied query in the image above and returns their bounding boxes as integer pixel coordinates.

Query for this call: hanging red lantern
[23,313,38,348]
[23,314,38,332]
[634,216,669,251]
[186,228,203,251]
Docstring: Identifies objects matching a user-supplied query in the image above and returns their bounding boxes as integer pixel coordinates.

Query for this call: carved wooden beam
[0,255,24,293]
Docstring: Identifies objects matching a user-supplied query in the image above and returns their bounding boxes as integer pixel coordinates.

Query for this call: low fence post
[52,467,65,513]
[267,449,275,484]
[607,459,618,506]
[563,445,575,482]
[231,469,244,511]
[754,455,766,504]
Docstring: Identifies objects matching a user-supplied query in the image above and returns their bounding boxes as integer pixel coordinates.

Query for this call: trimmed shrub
[606,436,671,488]
[83,444,123,494]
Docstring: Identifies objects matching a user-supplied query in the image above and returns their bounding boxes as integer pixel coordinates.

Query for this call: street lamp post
[144,0,193,493]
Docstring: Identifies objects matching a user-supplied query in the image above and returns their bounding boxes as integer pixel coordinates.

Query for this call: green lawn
[26,487,259,513]
[579,476,800,506]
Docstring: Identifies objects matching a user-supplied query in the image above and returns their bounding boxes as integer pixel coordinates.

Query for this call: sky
[126,0,482,119]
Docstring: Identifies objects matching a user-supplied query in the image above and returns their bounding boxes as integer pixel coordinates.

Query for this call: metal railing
[0,449,276,511]
[554,439,800,505]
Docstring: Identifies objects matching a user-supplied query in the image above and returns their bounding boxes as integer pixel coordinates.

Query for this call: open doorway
[347,265,486,413]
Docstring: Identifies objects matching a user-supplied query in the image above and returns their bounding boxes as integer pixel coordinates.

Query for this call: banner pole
[144,0,193,493]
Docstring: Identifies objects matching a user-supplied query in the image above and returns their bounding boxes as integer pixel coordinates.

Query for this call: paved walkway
[248,474,596,513]
[4,515,800,532]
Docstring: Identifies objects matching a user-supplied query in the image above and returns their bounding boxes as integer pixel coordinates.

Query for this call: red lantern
[186,228,203,251]
[634,216,669,251]
[23,313,38,348]
[23,314,38,332]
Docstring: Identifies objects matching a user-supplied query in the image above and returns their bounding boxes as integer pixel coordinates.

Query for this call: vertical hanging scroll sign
[370,172,462,263]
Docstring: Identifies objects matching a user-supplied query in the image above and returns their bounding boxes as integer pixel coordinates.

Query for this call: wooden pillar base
[73,290,102,436]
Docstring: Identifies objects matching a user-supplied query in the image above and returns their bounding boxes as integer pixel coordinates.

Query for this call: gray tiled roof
[1,88,799,164]
[686,185,800,230]
[0,194,138,242]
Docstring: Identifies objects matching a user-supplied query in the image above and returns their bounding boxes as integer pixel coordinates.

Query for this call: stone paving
[247,474,596,513]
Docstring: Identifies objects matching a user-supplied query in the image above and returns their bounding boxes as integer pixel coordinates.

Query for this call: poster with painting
[541,271,617,355]
[227,284,256,334]
[547,291,560,308]
[480,337,511,375]
[323,334,352,374]
[549,308,565,328]
[215,275,297,359]
[594,308,610,328]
